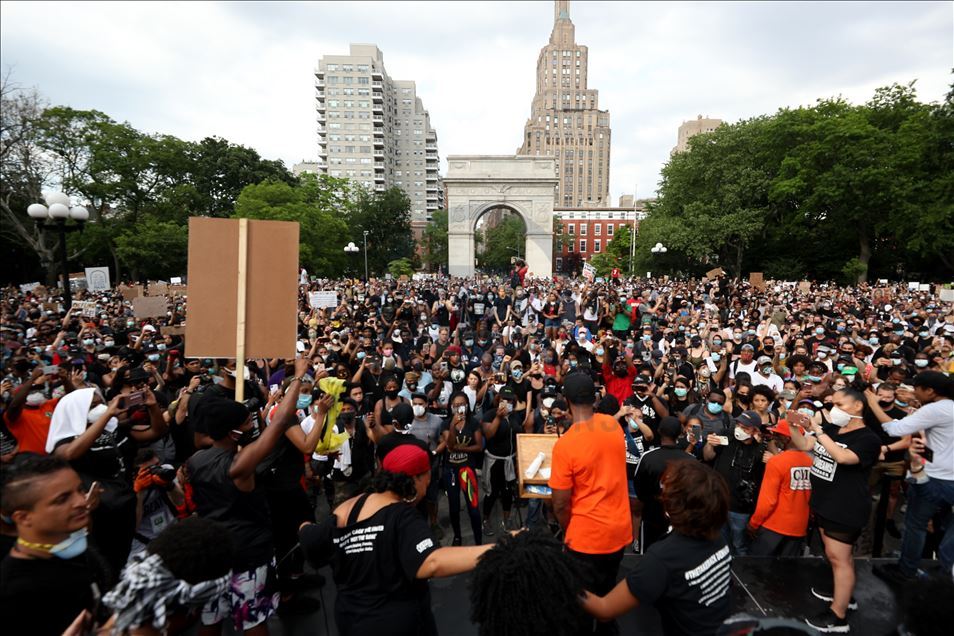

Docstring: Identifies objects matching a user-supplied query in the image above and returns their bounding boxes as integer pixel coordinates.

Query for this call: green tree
[233,174,351,276]
[350,187,414,276]
[421,209,448,272]
[113,217,188,280]
[479,216,526,272]
[387,258,415,278]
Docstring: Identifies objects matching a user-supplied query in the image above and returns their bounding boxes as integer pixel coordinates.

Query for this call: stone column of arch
[444,155,558,278]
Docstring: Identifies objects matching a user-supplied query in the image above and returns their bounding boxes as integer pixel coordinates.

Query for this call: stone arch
[444,155,558,278]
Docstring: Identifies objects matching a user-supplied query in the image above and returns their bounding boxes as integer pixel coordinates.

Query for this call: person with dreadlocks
[469,529,589,636]
[582,460,732,636]
[299,444,494,636]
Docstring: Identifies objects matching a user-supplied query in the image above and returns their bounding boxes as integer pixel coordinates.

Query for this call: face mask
[455,405,467,415]
[127,321,135,328]
[413,405,426,418]
[895,399,908,408]
[707,401,724,414]
[868,337,879,345]
[877,400,894,409]
[82,338,94,346]
[761,366,773,375]
[674,387,688,398]
[734,427,752,441]
[25,392,47,407]
[569,360,578,368]
[919,332,929,338]
[512,369,523,381]
[356,351,366,360]
[542,397,555,409]
[49,529,88,559]
[711,353,721,362]
[464,339,474,347]
[296,394,313,409]
[337,411,356,427]
[596,348,605,356]
[233,427,260,446]
[385,388,399,399]
[147,354,160,362]
[914,359,929,368]
[808,375,822,383]
[891,358,902,366]
[815,328,824,335]
[407,382,418,392]
[87,403,108,424]
[641,335,651,342]
[157,343,167,351]
[829,405,860,428]
[493,384,504,392]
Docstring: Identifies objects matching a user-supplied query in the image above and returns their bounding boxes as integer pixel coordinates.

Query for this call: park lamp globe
[27,203,49,219]
[48,203,70,219]
[44,191,71,207]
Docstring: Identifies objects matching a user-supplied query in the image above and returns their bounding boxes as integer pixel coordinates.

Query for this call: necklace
[16,537,54,552]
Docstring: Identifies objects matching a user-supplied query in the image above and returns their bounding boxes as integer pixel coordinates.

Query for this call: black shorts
[815,513,863,545]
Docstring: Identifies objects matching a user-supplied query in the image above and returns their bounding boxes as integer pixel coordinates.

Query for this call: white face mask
[542,397,555,409]
[87,403,109,424]
[412,405,426,418]
[734,426,752,441]
[25,392,47,407]
[829,405,860,428]
[455,405,467,415]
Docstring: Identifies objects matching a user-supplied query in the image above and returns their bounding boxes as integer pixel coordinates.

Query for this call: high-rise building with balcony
[315,44,441,222]
[518,1,611,208]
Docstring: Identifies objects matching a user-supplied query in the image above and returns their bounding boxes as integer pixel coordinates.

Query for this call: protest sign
[940,288,954,303]
[170,276,183,285]
[72,300,98,318]
[119,285,143,301]
[162,325,186,336]
[582,262,596,281]
[169,284,188,296]
[798,281,812,293]
[68,272,88,291]
[705,267,725,281]
[308,291,338,309]
[84,267,110,291]
[749,272,766,291]
[149,281,169,296]
[918,284,930,292]
[185,218,299,389]
[133,296,168,318]
[19,282,41,293]
[907,282,919,291]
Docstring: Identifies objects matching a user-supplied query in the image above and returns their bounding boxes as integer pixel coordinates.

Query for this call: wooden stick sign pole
[234,218,249,403]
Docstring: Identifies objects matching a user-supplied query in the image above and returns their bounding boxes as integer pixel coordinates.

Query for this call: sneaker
[805,608,850,633]
[873,562,916,586]
[452,535,462,546]
[811,587,858,611]
[482,519,495,537]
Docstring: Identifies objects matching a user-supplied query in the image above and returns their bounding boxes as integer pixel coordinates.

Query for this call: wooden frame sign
[185,217,299,401]
[516,434,559,499]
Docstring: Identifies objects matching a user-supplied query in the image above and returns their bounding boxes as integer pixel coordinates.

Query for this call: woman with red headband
[299,444,493,636]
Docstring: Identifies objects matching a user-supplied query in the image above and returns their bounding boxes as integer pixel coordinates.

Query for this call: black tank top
[188,446,274,570]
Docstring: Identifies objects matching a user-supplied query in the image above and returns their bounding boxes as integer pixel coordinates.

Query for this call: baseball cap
[741,344,755,351]
[445,345,462,356]
[562,373,596,405]
[757,356,773,366]
[769,420,793,437]
[382,402,414,429]
[736,410,763,429]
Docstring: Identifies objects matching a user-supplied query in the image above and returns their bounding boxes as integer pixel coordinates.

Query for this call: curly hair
[660,461,728,541]
[147,517,234,584]
[469,529,589,636]
[369,469,417,501]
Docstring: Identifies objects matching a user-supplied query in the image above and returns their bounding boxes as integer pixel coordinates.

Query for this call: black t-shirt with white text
[626,533,732,636]
[809,424,881,529]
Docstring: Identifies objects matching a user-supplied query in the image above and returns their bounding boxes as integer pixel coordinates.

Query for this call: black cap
[498,386,517,401]
[736,410,763,429]
[562,372,596,405]
[541,383,559,398]
[382,402,414,429]
[199,397,252,440]
[632,375,650,387]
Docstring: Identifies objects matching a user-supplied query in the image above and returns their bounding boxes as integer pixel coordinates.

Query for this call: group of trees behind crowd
[2,72,952,285]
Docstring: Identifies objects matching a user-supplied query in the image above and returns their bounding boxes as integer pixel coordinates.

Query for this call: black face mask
[385,388,399,399]
[233,427,260,446]
[877,400,894,410]
[614,367,628,378]
[337,411,356,427]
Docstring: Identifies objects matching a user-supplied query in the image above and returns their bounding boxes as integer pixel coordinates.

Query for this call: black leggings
[444,465,482,543]
[482,459,514,517]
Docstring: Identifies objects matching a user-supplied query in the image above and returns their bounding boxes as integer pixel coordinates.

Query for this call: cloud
[2,0,950,202]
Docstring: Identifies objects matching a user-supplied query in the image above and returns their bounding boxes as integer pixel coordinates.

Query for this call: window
[579,224,587,236]
[607,224,614,236]
[594,224,601,236]
[579,239,587,252]
[594,240,601,252]
[567,223,575,235]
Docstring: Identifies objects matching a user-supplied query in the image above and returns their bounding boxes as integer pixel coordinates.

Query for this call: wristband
[288,375,307,384]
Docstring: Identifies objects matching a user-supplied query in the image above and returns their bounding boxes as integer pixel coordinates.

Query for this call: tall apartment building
[315,44,441,223]
[672,115,723,153]
[518,1,611,208]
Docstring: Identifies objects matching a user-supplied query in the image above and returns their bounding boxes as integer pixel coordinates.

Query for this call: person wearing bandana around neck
[0,454,109,636]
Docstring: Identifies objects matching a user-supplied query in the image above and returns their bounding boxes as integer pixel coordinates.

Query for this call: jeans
[899,478,954,577]
[723,511,752,556]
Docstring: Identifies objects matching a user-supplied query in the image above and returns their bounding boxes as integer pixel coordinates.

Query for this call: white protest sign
[170,276,183,285]
[308,291,338,309]
[582,262,596,281]
[72,300,99,318]
[918,284,930,292]
[19,282,41,293]
[908,282,919,290]
[84,267,111,291]
[940,288,954,302]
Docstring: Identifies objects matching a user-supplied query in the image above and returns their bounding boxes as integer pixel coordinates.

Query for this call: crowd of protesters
[0,269,952,635]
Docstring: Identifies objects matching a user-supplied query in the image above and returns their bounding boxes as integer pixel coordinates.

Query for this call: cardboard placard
[162,325,186,336]
[309,291,338,309]
[516,434,559,499]
[133,296,168,318]
[749,272,766,291]
[398,275,409,283]
[798,281,811,293]
[149,281,169,297]
[43,302,59,311]
[84,267,111,291]
[169,284,188,296]
[706,267,724,281]
[72,300,99,318]
[185,217,299,359]
[119,285,143,300]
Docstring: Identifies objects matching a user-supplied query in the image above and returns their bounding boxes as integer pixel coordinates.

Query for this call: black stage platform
[263,556,905,635]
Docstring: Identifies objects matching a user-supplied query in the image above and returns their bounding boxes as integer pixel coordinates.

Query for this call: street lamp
[27,192,89,311]
[650,242,668,255]
[344,241,359,278]
[362,230,369,281]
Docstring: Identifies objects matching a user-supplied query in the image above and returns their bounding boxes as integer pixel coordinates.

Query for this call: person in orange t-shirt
[550,372,632,635]
[3,367,61,455]
[747,418,813,557]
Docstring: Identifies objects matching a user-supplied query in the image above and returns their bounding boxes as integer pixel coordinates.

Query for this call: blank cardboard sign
[133,296,168,318]
[185,217,299,359]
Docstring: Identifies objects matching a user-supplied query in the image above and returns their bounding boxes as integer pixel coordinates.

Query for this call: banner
[309,291,339,309]
[582,262,596,281]
[133,296,169,318]
[84,267,111,291]
[72,300,98,318]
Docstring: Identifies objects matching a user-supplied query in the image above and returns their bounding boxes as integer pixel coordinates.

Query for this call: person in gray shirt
[410,393,447,537]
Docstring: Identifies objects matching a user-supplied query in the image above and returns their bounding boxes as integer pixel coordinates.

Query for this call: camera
[148,463,176,483]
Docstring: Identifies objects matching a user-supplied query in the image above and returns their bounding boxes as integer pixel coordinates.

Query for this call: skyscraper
[315,44,441,222]
[518,1,611,208]
[672,115,723,153]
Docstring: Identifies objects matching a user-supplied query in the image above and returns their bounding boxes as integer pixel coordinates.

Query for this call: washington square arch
[444,156,558,278]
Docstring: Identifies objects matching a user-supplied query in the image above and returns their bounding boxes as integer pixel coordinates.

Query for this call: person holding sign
[786,391,881,633]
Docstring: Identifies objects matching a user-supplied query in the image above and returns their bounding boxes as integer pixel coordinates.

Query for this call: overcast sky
[2,1,951,201]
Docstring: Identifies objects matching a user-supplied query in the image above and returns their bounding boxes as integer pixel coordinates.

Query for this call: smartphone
[690,424,702,441]
[122,391,144,408]
[43,365,59,375]
[715,435,730,446]
[921,445,934,463]
[269,384,280,395]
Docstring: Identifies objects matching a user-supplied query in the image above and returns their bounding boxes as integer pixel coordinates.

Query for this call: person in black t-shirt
[441,392,484,545]
[0,454,110,636]
[787,389,881,634]
[583,461,732,636]
[481,387,523,535]
[299,444,493,636]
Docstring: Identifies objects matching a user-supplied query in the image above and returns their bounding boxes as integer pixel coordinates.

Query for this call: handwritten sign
[308,291,338,309]
[119,285,143,301]
[582,262,596,281]
[133,296,168,318]
[749,272,766,291]
[84,267,111,291]
[72,300,99,318]
[705,267,725,281]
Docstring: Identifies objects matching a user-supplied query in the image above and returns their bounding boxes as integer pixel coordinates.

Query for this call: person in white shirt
[751,356,783,393]
[864,371,954,585]
[729,344,759,382]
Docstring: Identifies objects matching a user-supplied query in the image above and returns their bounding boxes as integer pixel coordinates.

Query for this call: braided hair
[469,529,589,636]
